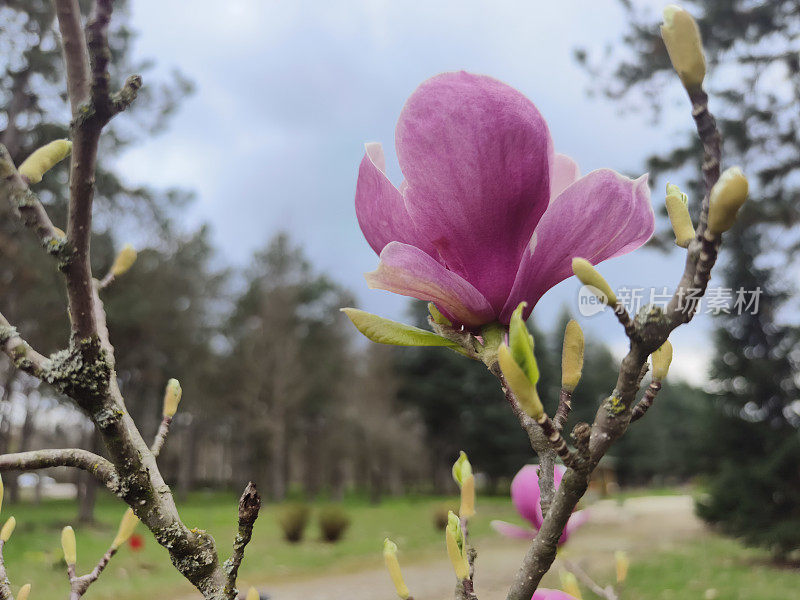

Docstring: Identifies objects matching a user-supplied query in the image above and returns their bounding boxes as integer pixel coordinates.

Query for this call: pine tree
[584,0,800,554]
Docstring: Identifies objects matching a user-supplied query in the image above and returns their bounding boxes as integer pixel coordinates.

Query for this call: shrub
[318,506,351,543]
[278,504,311,543]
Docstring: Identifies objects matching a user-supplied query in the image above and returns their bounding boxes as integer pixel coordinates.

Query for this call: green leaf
[341,308,467,355]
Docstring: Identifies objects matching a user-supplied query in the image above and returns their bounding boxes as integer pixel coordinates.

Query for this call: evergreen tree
[584,0,800,553]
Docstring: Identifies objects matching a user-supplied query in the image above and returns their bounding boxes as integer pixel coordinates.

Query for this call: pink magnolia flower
[491,464,589,544]
[355,71,653,329]
[532,590,579,600]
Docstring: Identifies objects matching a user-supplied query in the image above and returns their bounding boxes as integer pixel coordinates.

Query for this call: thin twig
[150,416,173,458]
[0,311,51,379]
[223,482,262,597]
[630,381,662,423]
[562,559,619,600]
[54,0,90,114]
[553,388,572,432]
[68,545,117,599]
[0,449,119,493]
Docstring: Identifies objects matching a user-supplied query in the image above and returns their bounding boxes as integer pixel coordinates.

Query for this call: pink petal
[561,509,590,543]
[365,241,495,328]
[355,143,436,256]
[500,170,654,321]
[532,590,580,600]
[511,465,544,529]
[490,520,536,540]
[550,154,580,200]
[395,71,554,312]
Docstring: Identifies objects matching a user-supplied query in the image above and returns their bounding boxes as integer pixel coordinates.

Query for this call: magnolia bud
[428,302,452,327]
[508,302,539,386]
[18,140,72,184]
[561,320,584,392]
[708,168,749,235]
[451,451,473,486]
[0,516,16,542]
[665,183,695,247]
[17,584,31,600]
[452,453,476,519]
[383,538,410,599]
[61,526,77,566]
[651,340,673,381]
[111,244,137,277]
[571,258,617,306]
[560,571,582,599]
[111,508,140,549]
[498,344,543,419]
[0,474,4,515]
[163,378,182,417]
[615,550,630,584]
[53,227,66,239]
[445,511,469,580]
[245,587,260,600]
[661,5,706,92]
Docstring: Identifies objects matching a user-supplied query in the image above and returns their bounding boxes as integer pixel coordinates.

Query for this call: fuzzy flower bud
[383,538,410,599]
[453,451,475,518]
[561,320,584,392]
[571,258,617,306]
[615,550,630,584]
[245,587,260,600]
[445,511,469,580]
[17,584,31,600]
[61,526,77,566]
[708,168,749,235]
[651,341,673,381]
[18,140,72,184]
[665,183,695,247]
[163,378,182,417]
[111,508,140,549]
[560,571,582,599]
[661,5,706,92]
[508,302,539,386]
[111,244,138,277]
[0,517,15,542]
[498,344,543,419]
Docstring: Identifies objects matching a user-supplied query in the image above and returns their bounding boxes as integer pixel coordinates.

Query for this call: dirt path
[245,495,702,600]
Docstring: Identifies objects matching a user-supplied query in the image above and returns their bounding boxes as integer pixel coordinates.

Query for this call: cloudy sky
[118,0,715,385]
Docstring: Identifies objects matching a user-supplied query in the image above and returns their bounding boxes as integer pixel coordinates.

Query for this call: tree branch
[54,0,90,115]
[0,540,12,600]
[0,145,65,256]
[504,87,725,600]
[0,311,50,379]
[223,482,262,597]
[630,381,662,423]
[0,449,119,493]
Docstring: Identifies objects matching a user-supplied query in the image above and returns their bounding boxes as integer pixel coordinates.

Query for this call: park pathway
[244,495,701,600]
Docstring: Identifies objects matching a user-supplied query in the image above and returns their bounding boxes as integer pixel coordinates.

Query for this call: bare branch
[630,381,663,423]
[150,416,173,458]
[223,482,262,597]
[0,145,65,254]
[505,88,725,600]
[0,540,12,600]
[68,545,117,599]
[553,388,572,432]
[0,311,50,379]
[54,0,90,114]
[0,449,119,493]
[562,559,619,600]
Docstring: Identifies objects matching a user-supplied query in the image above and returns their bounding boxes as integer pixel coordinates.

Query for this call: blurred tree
[0,0,191,514]
[223,234,354,501]
[581,0,800,554]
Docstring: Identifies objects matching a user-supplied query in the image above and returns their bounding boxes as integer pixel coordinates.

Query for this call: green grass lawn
[0,492,522,599]
[621,535,800,600]
[1,491,798,599]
